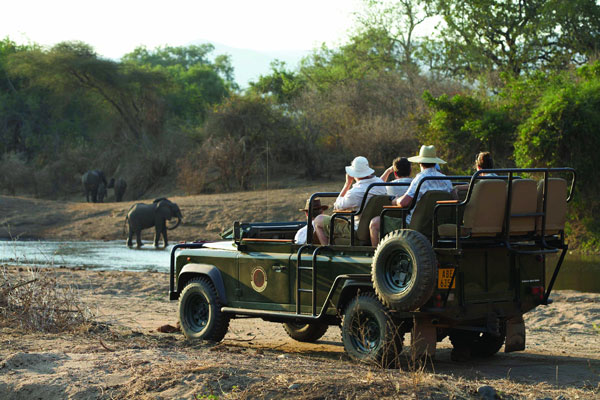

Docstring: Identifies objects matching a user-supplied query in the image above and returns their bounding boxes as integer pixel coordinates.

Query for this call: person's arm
[380,166,394,182]
[333,174,354,209]
[393,194,413,207]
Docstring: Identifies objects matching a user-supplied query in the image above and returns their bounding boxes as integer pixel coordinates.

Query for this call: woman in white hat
[314,156,387,245]
[369,145,453,246]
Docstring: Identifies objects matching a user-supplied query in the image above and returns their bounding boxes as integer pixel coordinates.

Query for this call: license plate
[438,268,456,289]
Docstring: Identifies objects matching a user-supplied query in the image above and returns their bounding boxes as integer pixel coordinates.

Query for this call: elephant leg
[162,228,168,248]
[154,228,160,247]
[136,231,143,247]
[127,228,133,247]
[91,188,98,203]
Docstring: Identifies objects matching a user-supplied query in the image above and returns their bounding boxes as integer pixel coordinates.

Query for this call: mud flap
[504,315,526,353]
[411,317,437,358]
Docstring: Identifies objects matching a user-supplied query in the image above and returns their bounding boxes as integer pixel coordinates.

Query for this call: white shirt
[403,168,453,224]
[386,177,412,197]
[333,176,388,227]
[294,223,313,244]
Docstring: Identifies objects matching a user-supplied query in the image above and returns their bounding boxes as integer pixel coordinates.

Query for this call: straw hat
[345,156,375,178]
[299,198,329,212]
[407,145,447,164]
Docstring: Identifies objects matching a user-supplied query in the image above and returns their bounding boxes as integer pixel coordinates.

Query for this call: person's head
[299,198,328,219]
[475,152,493,170]
[408,145,446,171]
[345,156,375,180]
[392,157,411,178]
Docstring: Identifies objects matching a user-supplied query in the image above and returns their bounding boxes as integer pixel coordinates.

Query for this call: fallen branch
[5,279,38,292]
[99,337,116,352]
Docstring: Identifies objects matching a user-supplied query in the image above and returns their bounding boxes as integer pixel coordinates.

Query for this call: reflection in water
[1,240,599,293]
[546,253,600,293]
[0,240,171,272]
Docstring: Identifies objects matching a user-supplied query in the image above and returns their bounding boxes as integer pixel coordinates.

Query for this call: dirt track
[1,267,598,399]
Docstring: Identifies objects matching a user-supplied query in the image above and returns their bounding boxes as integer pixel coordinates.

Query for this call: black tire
[282,322,329,343]
[341,293,403,367]
[178,277,230,342]
[449,328,506,358]
[372,229,437,311]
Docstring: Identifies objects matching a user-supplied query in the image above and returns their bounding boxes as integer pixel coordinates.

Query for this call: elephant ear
[155,199,173,219]
[153,197,167,204]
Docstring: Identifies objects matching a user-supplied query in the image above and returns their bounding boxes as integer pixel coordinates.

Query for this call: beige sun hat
[345,156,375,178]
[407,145,447,164]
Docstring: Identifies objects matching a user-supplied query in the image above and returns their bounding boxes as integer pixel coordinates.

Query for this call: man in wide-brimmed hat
[294,198,329,244]
[369,145,453,246]
[314,156,387,244]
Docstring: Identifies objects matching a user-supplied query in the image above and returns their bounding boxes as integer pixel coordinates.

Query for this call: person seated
[294,198,329,244]
[370,145,452,246]
[379,157,412,197]
[452,151,496,198]
[314,156,387,245]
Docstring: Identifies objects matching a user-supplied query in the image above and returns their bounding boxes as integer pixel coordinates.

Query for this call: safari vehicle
[168,167,575,365]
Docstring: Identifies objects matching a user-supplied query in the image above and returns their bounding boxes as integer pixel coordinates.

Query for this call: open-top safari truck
[168,167,575,365]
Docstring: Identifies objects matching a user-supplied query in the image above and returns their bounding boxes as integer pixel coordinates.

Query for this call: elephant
[82,170,108,203]
[126,198,183,248]
[97,182,107,203]
[108,177,127,202]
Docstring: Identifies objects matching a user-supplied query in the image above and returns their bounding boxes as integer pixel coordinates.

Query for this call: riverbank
[1,265,599,399]
[0,185,342,243]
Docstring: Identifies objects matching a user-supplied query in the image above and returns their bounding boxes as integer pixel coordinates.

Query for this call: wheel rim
[184,293,210,332]
[383,249,414,294]
[349,309,381,355]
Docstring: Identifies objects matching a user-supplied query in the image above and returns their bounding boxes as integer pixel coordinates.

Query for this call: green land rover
[168,167,575,365]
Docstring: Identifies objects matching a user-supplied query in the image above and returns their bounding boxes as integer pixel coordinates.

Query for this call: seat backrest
[355,195,392,243]
[408,190,453,236]
[536,178,567,234]
[463,180,507,236]
[508,179,538,235]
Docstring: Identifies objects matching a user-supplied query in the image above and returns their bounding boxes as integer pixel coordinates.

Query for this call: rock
[277,354,288,359]
[288,383,300,390]
[157,324,180,333]
[477,385,497,400]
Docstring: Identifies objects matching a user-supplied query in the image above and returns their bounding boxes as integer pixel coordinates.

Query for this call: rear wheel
[178,278,230,341]
[282,322,329,343]
[341,293,403,367]
[372,229,437,311]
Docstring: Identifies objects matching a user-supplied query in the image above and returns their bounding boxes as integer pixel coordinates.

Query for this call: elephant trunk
[167,217,182,230]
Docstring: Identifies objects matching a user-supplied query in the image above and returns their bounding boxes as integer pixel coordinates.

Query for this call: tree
[249,60,306,104]
[431,0,600,80]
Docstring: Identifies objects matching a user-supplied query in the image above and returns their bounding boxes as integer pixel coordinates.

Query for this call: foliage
[429,0,600,82]
[249,60,306,104]
[420,91,517,173]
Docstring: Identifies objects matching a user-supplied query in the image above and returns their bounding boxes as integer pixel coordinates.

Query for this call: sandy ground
[0,266,598,399]
[1,191,599,399]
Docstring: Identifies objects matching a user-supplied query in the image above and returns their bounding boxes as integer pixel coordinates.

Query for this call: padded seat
[536,178,567,236]
[334,195,391,245]
[438,180,507,238]
[508,179,537,236]
[408,190,454,237]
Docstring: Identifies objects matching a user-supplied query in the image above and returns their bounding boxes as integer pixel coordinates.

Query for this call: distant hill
[190,40,311,89]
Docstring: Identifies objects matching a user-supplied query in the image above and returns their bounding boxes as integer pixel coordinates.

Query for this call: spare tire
[371,229,437,311]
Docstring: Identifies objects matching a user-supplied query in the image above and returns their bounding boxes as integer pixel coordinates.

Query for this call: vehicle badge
[250,266,268,292]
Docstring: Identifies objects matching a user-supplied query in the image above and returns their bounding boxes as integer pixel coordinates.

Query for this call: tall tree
[431,0,600,80]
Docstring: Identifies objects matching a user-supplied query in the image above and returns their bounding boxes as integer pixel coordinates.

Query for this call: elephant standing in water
[126,198,183,248]
[108,177,127,202]
[82,170,107,203]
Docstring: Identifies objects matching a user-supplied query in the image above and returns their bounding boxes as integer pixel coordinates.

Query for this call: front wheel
[282,322,329,343]
[178,278,230,341]
[341,293,403,367]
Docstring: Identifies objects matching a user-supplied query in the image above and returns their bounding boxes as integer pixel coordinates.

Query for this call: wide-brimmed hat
[407,145,447,164]
[299,198,329,212]
[345,156,375,178]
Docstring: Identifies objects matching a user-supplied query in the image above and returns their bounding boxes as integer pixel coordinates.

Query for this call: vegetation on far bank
[1,0,599,250]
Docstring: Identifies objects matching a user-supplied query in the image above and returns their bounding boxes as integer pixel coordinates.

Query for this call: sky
[2,0,362,59]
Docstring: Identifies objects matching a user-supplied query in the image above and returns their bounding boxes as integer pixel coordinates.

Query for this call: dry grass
[0,264,93,333]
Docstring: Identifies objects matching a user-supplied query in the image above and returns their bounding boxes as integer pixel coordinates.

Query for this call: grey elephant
[97,182,107,203]
[82,170,108,203]
[126,198,183,248]
[108,177,127,202]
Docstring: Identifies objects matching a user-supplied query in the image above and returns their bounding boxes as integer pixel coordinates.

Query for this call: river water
[1,240,599,293]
